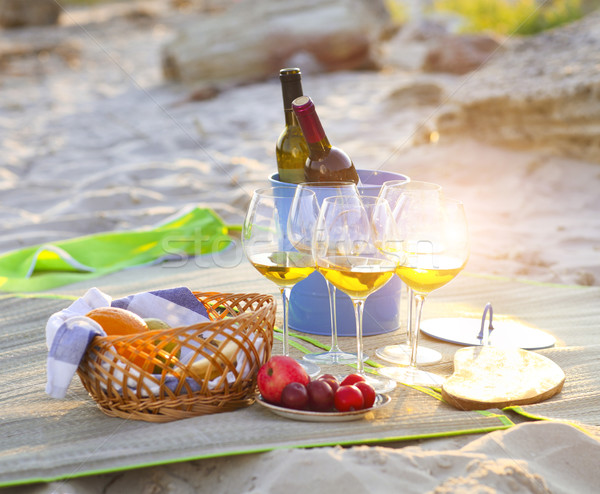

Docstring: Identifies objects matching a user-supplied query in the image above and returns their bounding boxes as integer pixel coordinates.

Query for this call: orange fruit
[86,306,148,336]
[87,307,150,368]
[86,307,179,373]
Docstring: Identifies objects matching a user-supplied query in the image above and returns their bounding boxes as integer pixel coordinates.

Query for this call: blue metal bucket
[268,169,410,336]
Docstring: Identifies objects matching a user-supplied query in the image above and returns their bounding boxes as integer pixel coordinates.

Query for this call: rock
[170,0,238,13]
[381,19,449,71]
[423,33,503,74]
[0,0,60,28]
[434,11,600,164]
[398,18,450,43]
[161,0,393,85]
[381,17,499,74]
[0,38,81,69]
[387,80,445,108]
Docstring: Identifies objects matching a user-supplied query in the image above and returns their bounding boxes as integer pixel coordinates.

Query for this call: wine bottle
[276,68,309,184]
[292,95,360,184]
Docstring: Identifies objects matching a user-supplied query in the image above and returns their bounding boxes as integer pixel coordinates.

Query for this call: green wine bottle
[276,68,309,184]
[292,95,360,184]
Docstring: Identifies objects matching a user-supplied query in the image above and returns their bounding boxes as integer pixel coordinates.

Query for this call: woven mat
[1,256,599,486]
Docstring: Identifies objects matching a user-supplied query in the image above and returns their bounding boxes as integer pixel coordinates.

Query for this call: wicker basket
[77,291,275,422]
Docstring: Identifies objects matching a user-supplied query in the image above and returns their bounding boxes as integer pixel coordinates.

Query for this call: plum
[334,385,364,412]
[307,380,335,411]
[280,382,309,410]
[340,373,366,387]
[317,374,340,394]
[355,381,376,409]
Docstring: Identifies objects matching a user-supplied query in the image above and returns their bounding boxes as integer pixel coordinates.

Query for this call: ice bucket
[268,169,409,336]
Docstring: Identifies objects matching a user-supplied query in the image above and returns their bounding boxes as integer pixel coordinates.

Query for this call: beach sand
[2,1,600,492]
[8,422,597,494]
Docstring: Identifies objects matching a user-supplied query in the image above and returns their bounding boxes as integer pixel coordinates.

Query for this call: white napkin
[45,287,265,399]
[45,287,209,398]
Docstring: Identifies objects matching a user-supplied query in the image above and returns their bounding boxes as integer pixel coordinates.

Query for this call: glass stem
[406,286,415,346]
[405,285,413,346]
[409,293,426,368]
[351,298,365,375]
[327,281,341,352]
[280,287,292,356]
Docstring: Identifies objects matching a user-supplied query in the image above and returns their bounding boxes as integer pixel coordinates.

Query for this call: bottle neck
[306,136,331,160]
[284,109,299,127]
[281,75,303,128]
[280,68,303,115]
[282,80,303,111]
[292,97,331,159]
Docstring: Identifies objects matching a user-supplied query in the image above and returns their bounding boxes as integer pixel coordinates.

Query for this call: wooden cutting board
[442,346,565,411]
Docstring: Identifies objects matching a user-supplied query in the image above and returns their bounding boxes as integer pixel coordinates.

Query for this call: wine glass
[376,182,469,386]
[288,182,362,365]
[312,195,397,393]
[242,187,320,377]
[373,180,443,367]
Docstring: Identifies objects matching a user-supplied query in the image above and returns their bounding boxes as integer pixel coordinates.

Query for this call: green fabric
[0,208,233,293]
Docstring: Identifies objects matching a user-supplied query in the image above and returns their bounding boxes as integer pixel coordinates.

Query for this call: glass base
[378,366,445,387]
[303,350,367,365]
[361,372,397,394]
[375,344,442,366]
[299,359,321,378]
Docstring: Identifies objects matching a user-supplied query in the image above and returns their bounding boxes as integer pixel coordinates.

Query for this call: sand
[2,1,600,492]
[8,422,600,494]
[3,1,599,287]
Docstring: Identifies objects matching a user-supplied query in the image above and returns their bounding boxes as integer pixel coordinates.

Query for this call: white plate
[420,317,556,350]
[255,393,391,422]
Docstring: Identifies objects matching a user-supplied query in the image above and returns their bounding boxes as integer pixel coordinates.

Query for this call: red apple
[257,356,310,404]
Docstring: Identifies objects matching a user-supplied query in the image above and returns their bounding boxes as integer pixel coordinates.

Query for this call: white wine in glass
[288,181,362,365]
[242,187,320,377]
[313,195,397,393]
[373,180,443,366]
[377,182,469,386]
[250,252,315,287]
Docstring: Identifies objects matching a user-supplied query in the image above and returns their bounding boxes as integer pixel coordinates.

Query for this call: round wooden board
[441,346,565,411]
